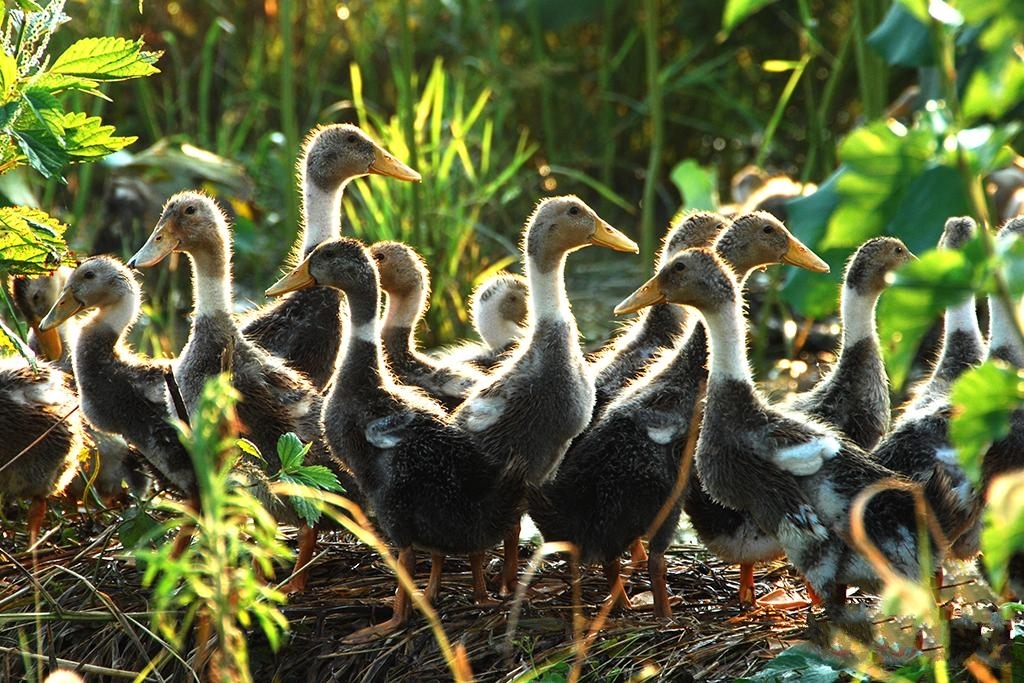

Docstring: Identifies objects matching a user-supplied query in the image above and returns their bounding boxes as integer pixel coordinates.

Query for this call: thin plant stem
[278,0,299,234]
[640,0,663,266]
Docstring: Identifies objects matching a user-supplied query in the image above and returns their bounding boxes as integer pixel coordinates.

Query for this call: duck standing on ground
[243,124,420,390]
[266,237,526,642]
[787,237,916,450]
[0,358,81,545]
[369,240,483,410]
[453,196,639,594]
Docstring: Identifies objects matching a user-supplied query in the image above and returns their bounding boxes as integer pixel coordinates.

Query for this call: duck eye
[762,225,774,234]
[673,262,686,272]
[894,245,903,253]
[185,205,196,215]
[347,134,358,143]
[569,206,580,216]
[373,253,384,261]
[83,270,95,280]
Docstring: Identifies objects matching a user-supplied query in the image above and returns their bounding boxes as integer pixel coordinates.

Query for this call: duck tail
[489,459,529,538]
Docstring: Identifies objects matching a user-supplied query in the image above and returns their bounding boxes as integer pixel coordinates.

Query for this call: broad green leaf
[950,361,1023,483]
[31,72,104,98]
[882,165,970,255]
[867,3,935,67]
[11,128,67,178]
[288,465,344,493]
[781,172,844,317]
[50,37,160,81]
[0,101,20,130]
[878,248,987,389]
[117,505,162,549]
[276,432,310,473]
[982,471,1024,593]
[0,205,69,274]
[61,112,137,158]
[277,473,324,526]
[736,643,853,682]
[721,0,780,35]
[962,52,1024,122]
[954,124,1020,178]
[21,88,65,140]
[894,0,929,24]
[669,159,718,212]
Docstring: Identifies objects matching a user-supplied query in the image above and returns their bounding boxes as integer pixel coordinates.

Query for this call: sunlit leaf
[894,0,930,24]
[288,465,344,493]
[276,432,310,473]
[882,165,970,256]
[951,361,1023,483]
[11,128,67,178]
[61,111,137,158]
[781,173,845,317]
[982,471,1024,593]
[669,158,718,212]
[50,37,160,80]
[0,206,69,274]
[721,0,780,35]
[0,52,18,99]
[867,3,935,67]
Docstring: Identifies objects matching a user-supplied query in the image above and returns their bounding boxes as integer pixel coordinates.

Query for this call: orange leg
[500,521,521,596]
[344,547,416,644]
[279,523,317,594]
[629,538,648,566]
[170,496,200,559]
[426,553,445,602]
[650,550,671,618]
[738,563,756,605]
[27,497,47,548]
[603,558,632,610]
[470,551,499,606]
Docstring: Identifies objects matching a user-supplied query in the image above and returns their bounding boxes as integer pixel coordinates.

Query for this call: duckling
[266,238,526,641]
[14,269,150,504]
[369,240,483,410]
[616,247,952,634]
[242,124,421,390]
[128,191,360,591]
[0,358,81,545]
[589,211,729,413]
[39,256,197,497]
[902,217,986,412]
[452,196,638,593]
[530,212,829,615]
[435,272,529,372]
[787,237,915,450]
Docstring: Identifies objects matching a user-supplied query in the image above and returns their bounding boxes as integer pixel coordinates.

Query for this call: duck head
[304,124,421,190]
[472,272,529,347]
[660,211,731,268]
[615,248,735,315]
[128,191,228,268]
[11,268,71,360]
[844,236,916,297]
[40,257,138,330]
[523,196,638,270]
[715,211,830,274]
[370,241,430,301]
[266,237,378,298]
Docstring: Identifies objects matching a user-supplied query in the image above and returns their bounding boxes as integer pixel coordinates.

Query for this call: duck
[38,256,197,497]
[435,271,529,372]
[786,237,916,450]
[902,217,986,412]
[0,357,81,545]
[615,247,953,634]
[242,124,421,390]
[451,195,639,594]
[266,237,526,642]
[14,269,151,505]
[128,191,362,590]
[531,212,828,614]
[369,240,483,410]
[589,210,730,414]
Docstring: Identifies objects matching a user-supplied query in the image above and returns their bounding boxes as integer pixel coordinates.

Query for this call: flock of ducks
[3,122,1024,645]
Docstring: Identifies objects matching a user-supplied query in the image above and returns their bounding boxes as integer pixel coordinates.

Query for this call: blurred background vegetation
[2,0,1022,361]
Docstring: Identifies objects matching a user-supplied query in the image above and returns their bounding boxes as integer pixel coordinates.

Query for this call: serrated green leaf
[0,205,69,274]
[60,112,137,158]
[11,128,67,178]
[276,432,311,473]
[31,72,104,98]
[21,88,65,139]
[277,473,325,526]
[721,0,780,35]
[982,471,1024,593]
[289,465,344,493]
[950,361,1023,483]
[50,37,160,81]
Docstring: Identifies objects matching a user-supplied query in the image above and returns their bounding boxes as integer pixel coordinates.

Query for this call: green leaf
[236,438,263,461]
[31,72,104,98]
[61,112,137,158]
[276,432,310,473]
[882,165,970,255]
[117,506,162,549]
[950,361,1023,484]
[669,159,718,212]
[721,0,780,35]
[867,3,935,67]
[781,172,845,317]
[22,88,65,140]
[982,471,1024,593]
[11,128,67,178]
[50,37,160,81]
[894,0,930,24]
[0,206,69,274]
[288,465,344,493]
[0,52,18,99]
[736,643,853,682]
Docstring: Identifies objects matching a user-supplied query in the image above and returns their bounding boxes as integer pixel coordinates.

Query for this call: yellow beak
[33,325,63,360]
[128,223,178,268]
[782,236,830,273]
[266,260,316,297]
[591,219,640,254]
[368,147,422,182]
[614,275,666,315]
[39,289,84,331]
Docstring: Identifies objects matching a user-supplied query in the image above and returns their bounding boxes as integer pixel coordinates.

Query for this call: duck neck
[839,286,879,348]
[478,306,524,350]
[527,252,571,324]
[301,181,345,255]
[702,303,753,385]
[83,295,137,348]
[988,294,1024,366]
[337,286,387,390]
[188,242,233,317]
[944,295,981,340]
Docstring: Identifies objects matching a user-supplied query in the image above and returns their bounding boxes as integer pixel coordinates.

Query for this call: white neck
[301,182,344,253]
[527,254,570,323]
[382,291,424,332]
[189,249,233,316]
[479,314,525,349]
[945,296,981,337]
[840,287,877,346]
[91,294,139,340]
[988,294,1024,363]
[703,305,754,383]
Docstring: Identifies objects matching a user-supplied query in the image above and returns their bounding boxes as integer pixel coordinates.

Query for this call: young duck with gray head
[242,124,420,390]
[616,247,955,636]
[16,268,151,504]
[589,211,730,414]
[452,195,639,593]
[39,256,196,498]
[537,213,827,612]
[369,240,483,410]
[436,272,530,372]
[129,192,361,591]
[0,358,81,545]
[266,237,526,642]
[901,217,986,413]
[786,237,916,450]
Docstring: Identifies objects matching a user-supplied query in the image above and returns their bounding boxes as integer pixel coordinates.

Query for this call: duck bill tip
[783,239,830,273]
[613,283,665,315]
[39,293,82,332]
[266,264,315,297]
[369,149,422,182]
[592,220,640,254]
[33,325,63,360]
